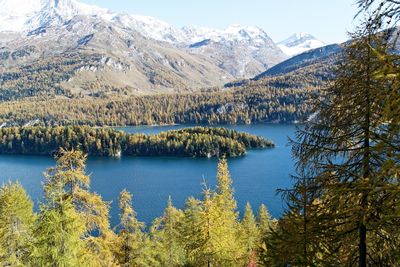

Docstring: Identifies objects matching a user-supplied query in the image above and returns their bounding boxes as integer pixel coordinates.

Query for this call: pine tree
[0,182,35,266]
[114,189,150,266]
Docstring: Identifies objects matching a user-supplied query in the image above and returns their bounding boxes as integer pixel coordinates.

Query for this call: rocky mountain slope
[255,44,343,79]
[0,19,235,99]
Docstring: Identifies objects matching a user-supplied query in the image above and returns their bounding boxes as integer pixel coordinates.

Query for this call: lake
[0,124,297,226]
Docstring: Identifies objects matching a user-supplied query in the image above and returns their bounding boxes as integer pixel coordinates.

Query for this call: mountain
[0,0,323,100]
[254,43,343,80]
[278,33,325,56]
[224,43,343,89]
[111,17,288,77]
[0,0,231,99]
[0,5,237,99]
[0,0,112,32]
[185,25,287,77]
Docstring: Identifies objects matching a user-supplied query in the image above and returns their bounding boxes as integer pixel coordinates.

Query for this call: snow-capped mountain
[181,24,276,44]
[182,24,287,77]
[0,0,42,32]
[111,14,190,44]
[0,0,326,97]
[0,0,112,32]
[0,0,276,45]
[0,0,293,79]
[278,33,325,56]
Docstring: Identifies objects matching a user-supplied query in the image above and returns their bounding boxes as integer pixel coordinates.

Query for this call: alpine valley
[0,0,335,126]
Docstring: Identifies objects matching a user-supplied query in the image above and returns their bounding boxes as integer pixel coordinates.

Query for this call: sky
[80,0,361,44]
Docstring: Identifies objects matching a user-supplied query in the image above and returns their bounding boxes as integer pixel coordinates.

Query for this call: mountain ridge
[0,0,328,98]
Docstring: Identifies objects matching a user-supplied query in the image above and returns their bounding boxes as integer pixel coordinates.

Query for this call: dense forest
[0,73,322,127]
[0,126,273,157]
[0,52,106,101]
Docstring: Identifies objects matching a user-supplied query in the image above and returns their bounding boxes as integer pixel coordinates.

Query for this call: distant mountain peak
[278,33,326,56]
[225,24,263,34]
[0,0,272,46]
[224,24,269,41]
[280,33,317,46]
[0,0,111,32]
[292,32,313,39]
[0,0,286,81]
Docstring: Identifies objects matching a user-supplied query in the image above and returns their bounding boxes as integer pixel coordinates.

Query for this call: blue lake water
[0,124,297,226]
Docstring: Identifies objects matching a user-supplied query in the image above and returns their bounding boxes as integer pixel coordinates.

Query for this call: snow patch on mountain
[0,0,112,32]
[180,24,274,45]
[278,33,325,56]
[0,0,322,57]
[112,14,193,43]
[0,0,278,47]
[0,0,42,31]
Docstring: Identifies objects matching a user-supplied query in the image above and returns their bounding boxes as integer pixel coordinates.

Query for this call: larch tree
[208,157,243,266]
[114,189,150,267]
[0,182,35,266]
[265,170,323,266]
[240,202,260,266]
[40,149,117,266]
[257,204,274,238]
[256,204,274,265]
[192,188,216,267]
[32,198,87,266]
[179,196,203,266]
[291,21,400,266]
[357,0,400,25]
[150,196,185,267]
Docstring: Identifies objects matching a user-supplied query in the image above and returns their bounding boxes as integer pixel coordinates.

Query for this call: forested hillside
[0,71,323,127]
[0,31,336,127]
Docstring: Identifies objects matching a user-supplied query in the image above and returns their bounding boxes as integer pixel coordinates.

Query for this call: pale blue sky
[81,0,360,44]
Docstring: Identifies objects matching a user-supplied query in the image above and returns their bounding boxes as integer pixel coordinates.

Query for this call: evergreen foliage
[0,126,274,157]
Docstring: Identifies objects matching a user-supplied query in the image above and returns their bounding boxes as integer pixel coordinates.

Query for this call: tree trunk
[359,194,367,267]
[359,37,371,267]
